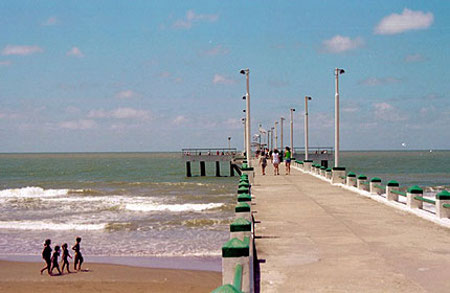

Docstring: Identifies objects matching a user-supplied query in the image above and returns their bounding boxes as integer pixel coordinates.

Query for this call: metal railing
[182,148,238,156]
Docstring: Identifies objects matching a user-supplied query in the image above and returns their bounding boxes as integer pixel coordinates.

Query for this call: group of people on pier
[258,146,292,176]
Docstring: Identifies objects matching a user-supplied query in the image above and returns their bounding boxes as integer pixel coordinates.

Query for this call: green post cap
[299,161,304,164]
[370,177,382,183]
[211,284,241,293]
[242,163,248,168]
[326,168,332,172]
[241,167,254,171]
[320,166,326,170]
[347,172,356,177]
[407,185,423,194]
[387,180,399,187]
[237,193,251,202]
[222,238,249,257]
[235,202,251,213]
[332,167,346,171]
[436,190,450,200]
[237,186,250,194]
[303,160,313,163]
[238,182,250,188]
[357,174,367,180]
[243,160,247,163]
[239,178,249,183]
[230,218,251,232]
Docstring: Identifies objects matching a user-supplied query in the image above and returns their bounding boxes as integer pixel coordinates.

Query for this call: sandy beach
[0,260,221,293]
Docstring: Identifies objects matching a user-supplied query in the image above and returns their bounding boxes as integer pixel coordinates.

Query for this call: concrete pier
[252,163,450,292]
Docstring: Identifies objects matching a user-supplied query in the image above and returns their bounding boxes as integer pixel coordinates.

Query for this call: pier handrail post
[436,190,450,219]
[407,185,423,209]
[346,172,356,187]
[221,238,250,293]
[331,167,346,184]
[386,180,400,201]
[370,177,382,195]
[357,174,368,191]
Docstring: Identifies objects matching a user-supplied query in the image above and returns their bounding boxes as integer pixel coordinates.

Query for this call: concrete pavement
[252,163,450,292]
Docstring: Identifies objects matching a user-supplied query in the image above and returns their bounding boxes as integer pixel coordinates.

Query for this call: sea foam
[0,220,106,231]
[0,186,71,198]
[125,203,224,212]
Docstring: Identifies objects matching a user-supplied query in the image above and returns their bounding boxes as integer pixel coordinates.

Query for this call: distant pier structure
[293,146,334,167]
[182,148,242,177]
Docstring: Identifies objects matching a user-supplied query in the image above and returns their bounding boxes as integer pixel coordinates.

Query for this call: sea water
[0,151,448,267]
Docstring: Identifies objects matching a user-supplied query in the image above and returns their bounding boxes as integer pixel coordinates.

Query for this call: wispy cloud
[42,17,58,26]
[358,77,401,86]
[173,10,219,29]
[201,45,229,56]
[0,60,12,66]
[404,53,426,63]
[374,8,434,35]
[373,102,407,122]
[212,74,236,85]
[322,35,364,53]
[115,90,138,99]
[2,45,43,56]
[173,115,189,125]
[59,119,97,130]
[267,79,290,88]
[66,47,84,58]
[88,107,151,121]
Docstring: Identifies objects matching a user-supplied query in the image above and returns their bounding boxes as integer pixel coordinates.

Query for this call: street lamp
[227,136,231,149]
[274,121,278,149]
[290,108,295,155]
[241,117,246,154]
[280,117,285,152]
[270,127,274,150]
[335,68,345,167]
[240,68,251,165]
[304,96,312,161]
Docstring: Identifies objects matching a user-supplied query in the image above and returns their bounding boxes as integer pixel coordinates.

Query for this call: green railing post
[325,168,332,180]
[369,177,382,195]
[436,190,450,219]
[346,172,356,187]
[331,167,346,184]
[357,174,368,191]
[303,160,313,172]
[221,238,250,293]
[386,180,400,201]
[235,202,251,221]
[407,185,423,209]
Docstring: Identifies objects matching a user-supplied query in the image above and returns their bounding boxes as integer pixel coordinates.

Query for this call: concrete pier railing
[212,173,254,293]
[292,161,450,224]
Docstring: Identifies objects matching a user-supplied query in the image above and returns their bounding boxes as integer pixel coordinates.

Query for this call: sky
[0,1,449,152]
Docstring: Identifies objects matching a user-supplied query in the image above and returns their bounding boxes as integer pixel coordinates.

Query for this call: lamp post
[334,68,345,167]
[240,69,251,165]
[227,136,231,150]
[274,121,278,150]
[290,108,295,155]
[304,96,312,161]
[270,127,274,150]
[267,129,271,150]
[280,117,285,152]
[242,118,246,154]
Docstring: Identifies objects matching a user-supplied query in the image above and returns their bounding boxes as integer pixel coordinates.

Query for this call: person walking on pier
[284,146,292,175]
[272,149,280,175]
[259,150,268,175]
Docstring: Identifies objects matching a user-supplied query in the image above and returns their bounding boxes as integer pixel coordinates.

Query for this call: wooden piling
[200,161,206,176]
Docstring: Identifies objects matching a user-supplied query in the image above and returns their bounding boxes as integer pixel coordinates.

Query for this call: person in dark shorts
[50,245,62,275]
[72,237,84,271]
[61,243,72,273]
[40,239,52,275]
[284,146,292,175]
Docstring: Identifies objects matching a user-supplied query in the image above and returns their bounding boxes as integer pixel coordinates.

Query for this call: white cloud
[202,45,229,56]
[358,77,401,86]
[404,53,426,63]
[213,74,236,85]
[66,47,84,58]
[373,102,407,122]
[65,106,80,114]
[115,90,138,99]
[375,8,434,35]
[0,60,12,66]
[173,115,189,125]
[42,17,58,26]
[322,35,364,53]
[88,107,151,120]
[223,118,242,129]
[173,10,219,29]
[59,119,97,130]
[2,45,43,56]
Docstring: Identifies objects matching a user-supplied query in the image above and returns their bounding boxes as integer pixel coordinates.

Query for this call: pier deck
[253,164,450,292]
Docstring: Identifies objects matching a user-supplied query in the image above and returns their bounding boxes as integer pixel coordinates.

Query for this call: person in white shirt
[272,149,280,175]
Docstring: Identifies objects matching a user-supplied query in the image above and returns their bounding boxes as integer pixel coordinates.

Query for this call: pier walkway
[252,164,450,292]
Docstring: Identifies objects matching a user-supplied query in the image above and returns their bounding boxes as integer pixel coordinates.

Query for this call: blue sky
[0,1,449,152]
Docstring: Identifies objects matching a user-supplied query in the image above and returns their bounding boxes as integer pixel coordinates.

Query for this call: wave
[125,203,224,212]
[0,186,75,198]
[0,220,106,231]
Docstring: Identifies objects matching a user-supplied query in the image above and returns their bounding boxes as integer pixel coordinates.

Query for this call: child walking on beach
[50,245,62,275]
[40,239,52,275]
[61,243,72,273]
[72,237,84,271]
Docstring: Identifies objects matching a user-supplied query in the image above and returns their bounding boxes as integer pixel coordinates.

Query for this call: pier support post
[436,190,450,219]
[325,168,332,179]
[303,160,313,172]
[230,162,235,177]
[407,185,423,209]
[216,161,221,177]
[386,180,400,201]
[200,161,206,177]
[357,175,368,191]
[370,177,382,195]
[222,238,251,293]
[186,161,192,177]
[230,218,252,241]
[331,167,346,184]
[320,166,326,177]
[235,202,252,221]
[346,172,356,187]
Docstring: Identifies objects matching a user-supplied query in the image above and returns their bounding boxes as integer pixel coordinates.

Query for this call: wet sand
[0,260,221,293]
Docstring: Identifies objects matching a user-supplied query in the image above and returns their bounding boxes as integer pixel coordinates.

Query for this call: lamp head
[243,109,246,113]
[242,95,246,100]
[306,96,312,100]
[240,69,246,75]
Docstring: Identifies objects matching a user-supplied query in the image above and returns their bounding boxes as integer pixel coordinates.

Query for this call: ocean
[0,151,448,269]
